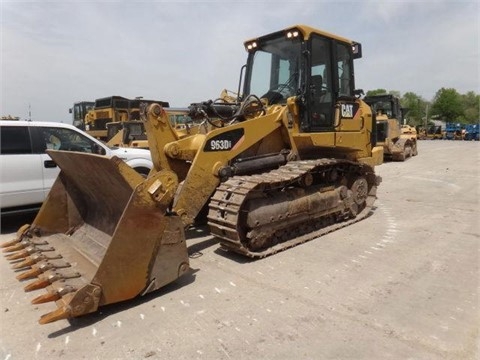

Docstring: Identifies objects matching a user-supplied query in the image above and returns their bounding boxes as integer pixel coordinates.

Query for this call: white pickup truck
[0,120,153,215]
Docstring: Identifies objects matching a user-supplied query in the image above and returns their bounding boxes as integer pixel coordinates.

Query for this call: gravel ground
[0,140,479,360]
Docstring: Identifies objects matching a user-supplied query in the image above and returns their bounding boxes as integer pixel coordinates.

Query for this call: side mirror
[354,89,364,98]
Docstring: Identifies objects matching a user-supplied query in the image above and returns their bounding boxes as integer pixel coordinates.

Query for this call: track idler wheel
[351,177,368,205]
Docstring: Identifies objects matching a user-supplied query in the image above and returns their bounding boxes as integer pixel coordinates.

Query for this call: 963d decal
[204,128,245,152]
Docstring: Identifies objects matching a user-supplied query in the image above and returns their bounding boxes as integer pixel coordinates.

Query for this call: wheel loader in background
[364,94,418,161]
[2,24,383,325]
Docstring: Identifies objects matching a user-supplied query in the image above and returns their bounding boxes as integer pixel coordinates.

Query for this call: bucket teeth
[39,306,72,325]
[24,271,81,292]
[31,286,76,305]
[5,250,30,261]
[2,238,48,253]
[0,225,31,248]
[24,277,51,292]
[31,291,61,305]
[16,267,43,281]
[2,242,29,253]
[16,261,71,281]
[11,253,62,270]
[4,245,55,261]
[12,256,38,270]
[0,238,22,248]
[12,258,37,270]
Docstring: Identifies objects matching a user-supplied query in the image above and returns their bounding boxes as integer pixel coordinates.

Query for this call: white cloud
[356,0,479,98]
[1,1,478,122]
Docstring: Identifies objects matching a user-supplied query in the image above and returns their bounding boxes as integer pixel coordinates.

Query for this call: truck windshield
[245,35,302,103]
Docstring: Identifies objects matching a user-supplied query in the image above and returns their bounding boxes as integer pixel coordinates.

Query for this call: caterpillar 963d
[2,25,383,325]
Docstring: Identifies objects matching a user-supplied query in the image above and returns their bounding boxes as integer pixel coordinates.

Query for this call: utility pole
[424,104,428,130]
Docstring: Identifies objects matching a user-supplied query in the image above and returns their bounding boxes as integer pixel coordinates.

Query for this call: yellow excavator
[2,25,383,325]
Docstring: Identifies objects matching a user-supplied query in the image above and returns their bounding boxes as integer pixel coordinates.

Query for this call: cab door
[306,35,334,132]
[29,125,60,201]
[0,125,50,209]
[333,41,363,133]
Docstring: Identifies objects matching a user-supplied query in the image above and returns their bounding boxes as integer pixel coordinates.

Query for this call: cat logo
[341,104,354,118]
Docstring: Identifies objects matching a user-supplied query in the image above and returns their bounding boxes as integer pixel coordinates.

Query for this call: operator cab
[243,25,362,132]
[70,101,94,130]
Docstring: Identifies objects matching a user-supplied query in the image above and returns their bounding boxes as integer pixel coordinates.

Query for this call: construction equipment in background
[441,123,479,141]
[74,96,206,148]
[81,96,170,141]
[400,124,419,152]
[464,124,479,141]
[1,115,21,120]
[105,108,208,148]
[401,124,418,138]
[104,120,149,148]
[69,101,94,129]
[167,108,205,137]
[416,124,444,140]
[2,24,384,325]
[445,122,467,140]
[364,94,417,161]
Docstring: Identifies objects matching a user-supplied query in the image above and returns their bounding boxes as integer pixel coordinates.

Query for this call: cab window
[336,42,353,97]
[32,127,105,154]
[307,35,333,130]
[0,126,32,154]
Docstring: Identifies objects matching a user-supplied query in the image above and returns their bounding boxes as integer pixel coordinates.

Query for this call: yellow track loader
[364,94,418,161]
[2,25,383,324]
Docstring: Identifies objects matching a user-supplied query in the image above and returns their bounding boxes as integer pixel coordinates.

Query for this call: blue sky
[1,0,478,122]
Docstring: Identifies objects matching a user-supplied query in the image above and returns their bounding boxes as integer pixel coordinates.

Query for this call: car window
[0,126,32,154]
[34,127,104,154]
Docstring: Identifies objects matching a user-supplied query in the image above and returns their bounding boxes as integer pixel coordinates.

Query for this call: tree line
[365,88,479,126]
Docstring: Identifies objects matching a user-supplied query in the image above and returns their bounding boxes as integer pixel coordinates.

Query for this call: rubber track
[207,159,378,258]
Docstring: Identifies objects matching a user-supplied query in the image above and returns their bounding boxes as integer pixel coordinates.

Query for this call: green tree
[461,91,480,124]
[431,88,463,122]
[400,92,428,126]
[365,87,479,125]
[365,89,387,96]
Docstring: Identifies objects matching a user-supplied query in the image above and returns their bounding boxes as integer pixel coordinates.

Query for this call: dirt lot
[0,140,479,360]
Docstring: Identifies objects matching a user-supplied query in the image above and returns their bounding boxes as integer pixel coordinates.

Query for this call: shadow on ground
[1,212,38,234]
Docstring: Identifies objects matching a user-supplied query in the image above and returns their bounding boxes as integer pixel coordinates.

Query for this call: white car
[0,120,153,215]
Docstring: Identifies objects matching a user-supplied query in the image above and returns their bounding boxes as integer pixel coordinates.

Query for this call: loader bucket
[2,151,189,324]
